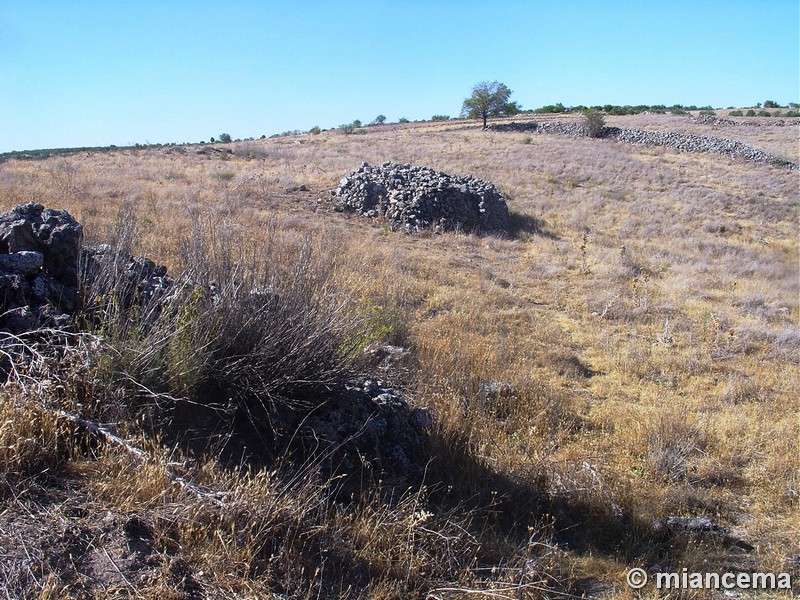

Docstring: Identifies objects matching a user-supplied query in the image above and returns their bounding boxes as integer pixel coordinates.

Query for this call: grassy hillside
[0,113,797,598]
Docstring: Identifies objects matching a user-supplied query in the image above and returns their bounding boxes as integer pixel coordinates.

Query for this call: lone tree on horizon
[461,81,520,129]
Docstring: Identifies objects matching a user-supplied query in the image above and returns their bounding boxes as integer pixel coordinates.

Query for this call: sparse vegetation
[0,111,797,598]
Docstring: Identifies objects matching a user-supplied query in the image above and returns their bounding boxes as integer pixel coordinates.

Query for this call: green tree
[218,133,232,143]
[583,109,606,138]
[461,81,517,129]
[371,115,387,125]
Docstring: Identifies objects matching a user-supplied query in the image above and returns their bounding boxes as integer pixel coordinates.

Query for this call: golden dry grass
[0,113,797,598]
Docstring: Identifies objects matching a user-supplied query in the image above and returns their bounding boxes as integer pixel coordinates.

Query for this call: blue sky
[1,0,798,152]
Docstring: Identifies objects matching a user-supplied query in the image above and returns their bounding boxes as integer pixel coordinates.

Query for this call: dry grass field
[0,112,797,598]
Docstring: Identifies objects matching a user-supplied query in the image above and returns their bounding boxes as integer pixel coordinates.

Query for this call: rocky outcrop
[0,203,83,333]
[334,162,510,234]
[491,121,799,170]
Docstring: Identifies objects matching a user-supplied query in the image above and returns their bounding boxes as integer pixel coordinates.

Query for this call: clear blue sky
[1,0,798,152]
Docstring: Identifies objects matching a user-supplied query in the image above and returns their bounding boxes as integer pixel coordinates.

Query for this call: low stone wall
[491,121,798,170]
[334,162,510,234]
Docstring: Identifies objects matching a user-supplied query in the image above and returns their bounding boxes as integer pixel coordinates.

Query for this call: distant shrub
[398,117,410,123]
[698,109,716,116]
[763,100,779,108]
[218,133,232,144]
[583,109,606,138]
[354,128,368,135]
[729,110,743,117]
[308,126,321,135]
[339,123,355,134]
[786,110,800,117]
[670,108,688,115]
[757,110,771,117]
[521,135,533,145]
[431,115,450,121]
[534,103,567,114]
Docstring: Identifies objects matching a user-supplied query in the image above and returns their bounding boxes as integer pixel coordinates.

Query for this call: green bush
[431,115,450,121]
[583,109,606,138]
[729,110,743,117]
[757,110,771,117]
[698,109,716,116]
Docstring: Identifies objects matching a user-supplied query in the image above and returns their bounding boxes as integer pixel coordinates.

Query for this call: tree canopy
[461,81,519,128]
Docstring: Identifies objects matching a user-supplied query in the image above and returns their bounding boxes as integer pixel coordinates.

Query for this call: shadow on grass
[418,428,663,562]
[508,210,559,240]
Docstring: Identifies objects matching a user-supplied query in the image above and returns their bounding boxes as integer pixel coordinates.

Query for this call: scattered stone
[334,162,511,234]
[665,516,720,532]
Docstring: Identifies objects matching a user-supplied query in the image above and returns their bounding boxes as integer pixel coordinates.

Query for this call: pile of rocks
[0,203,83,333]
[334,162,510,234]
[81,245,176,319]
[491,121,798,170]
[301,376,434,475]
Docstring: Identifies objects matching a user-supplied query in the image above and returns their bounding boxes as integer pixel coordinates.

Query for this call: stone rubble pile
[334,162,511,234]
[0,203,83,333]
[491,121,798,170]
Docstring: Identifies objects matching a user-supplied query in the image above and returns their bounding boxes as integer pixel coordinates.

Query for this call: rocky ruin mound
[0,203,83,333]
[334,162,510,234]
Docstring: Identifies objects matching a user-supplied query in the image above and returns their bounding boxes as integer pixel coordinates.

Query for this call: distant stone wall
[491,121,799,170]
[334,162,510,234]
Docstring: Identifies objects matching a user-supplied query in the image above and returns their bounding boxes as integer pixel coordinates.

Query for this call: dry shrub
[0,395,74,476]
[80,212,368,452]
[645,407,708,482]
